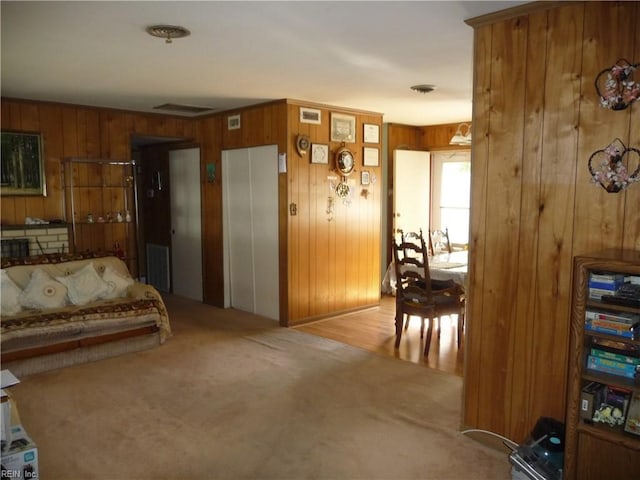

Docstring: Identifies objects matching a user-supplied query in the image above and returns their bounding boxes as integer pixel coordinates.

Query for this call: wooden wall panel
[464,1,640,443]
[285,102,383,325]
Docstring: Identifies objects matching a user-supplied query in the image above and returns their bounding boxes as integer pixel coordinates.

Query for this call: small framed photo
[300,107,321,125]
[311,144,329,164]
[227,114,241,130]
[1,131,46,196]
[361,170,370,185]
[330,113,356,143]
[363,147,379,167]
[363,123,380,143]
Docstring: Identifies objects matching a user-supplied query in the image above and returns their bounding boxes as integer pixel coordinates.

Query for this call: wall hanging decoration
[595,59,640,111]
[295,134,310,156]
[1,131,46,196]
[311,143,328,164]
[330,113,356,143]
[588,138,640,193]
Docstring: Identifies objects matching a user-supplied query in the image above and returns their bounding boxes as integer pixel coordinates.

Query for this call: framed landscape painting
[1,131,46,196]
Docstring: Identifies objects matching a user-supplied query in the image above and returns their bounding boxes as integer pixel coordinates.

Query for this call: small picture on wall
[227,114,241,130]
[361,170,370,185]
[363,123,380,143]
[363,147,379,167]
[300,107,321,125]
[311,144,329,164]
[330,113,356,143]
[1,131,46,196]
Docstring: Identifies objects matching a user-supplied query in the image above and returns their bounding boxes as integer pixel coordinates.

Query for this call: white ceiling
[1,1,527,126]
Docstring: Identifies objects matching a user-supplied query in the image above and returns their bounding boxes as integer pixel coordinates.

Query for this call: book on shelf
[590,347,640,365]
[585,323,637,339]
[585,309,640,325]
[589,272,626,284]
[592,336,640,354]
[624,392,640,436]
[586,355,640,379]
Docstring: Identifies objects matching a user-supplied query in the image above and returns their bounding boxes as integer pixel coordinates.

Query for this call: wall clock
[335,147,355,176]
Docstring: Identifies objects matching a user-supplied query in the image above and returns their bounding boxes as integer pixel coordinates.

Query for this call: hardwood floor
[295,295,464,376]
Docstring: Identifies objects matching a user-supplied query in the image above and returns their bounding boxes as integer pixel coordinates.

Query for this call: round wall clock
[335,147,355,176]
[296,134,310,156]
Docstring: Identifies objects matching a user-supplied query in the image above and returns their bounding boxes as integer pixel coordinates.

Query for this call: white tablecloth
[382,251,468,294]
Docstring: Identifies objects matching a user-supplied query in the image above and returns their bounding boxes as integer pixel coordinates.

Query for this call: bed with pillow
[0,253,171,377]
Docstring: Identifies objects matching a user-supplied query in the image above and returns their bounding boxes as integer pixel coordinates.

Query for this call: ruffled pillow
[1,269,23,316]
[19,268,68,310]
[56,262,110,306]
[101,265,134,299]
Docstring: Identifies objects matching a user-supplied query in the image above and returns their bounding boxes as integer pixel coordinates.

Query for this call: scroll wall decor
[588,138,640,193]
[595,59,640,111]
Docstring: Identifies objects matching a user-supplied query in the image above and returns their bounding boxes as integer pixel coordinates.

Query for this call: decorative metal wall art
[588,138,640,193]
[595,59,640,111]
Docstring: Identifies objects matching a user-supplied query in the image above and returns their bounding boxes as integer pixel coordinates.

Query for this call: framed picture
[363,123,380,143]
[361,170,370,185]
[363,147,379,167]
[227,114,241,130]
[330,113,356,143]
[1,131,46,196]
[311,144,329,164]
[300,107,321,125]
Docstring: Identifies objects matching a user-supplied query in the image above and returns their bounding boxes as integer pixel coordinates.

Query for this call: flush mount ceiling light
[410,84,437,94]
[146,25,191,44]
[450,123,472,145]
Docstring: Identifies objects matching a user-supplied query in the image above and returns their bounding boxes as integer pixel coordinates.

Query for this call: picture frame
[1,131,46,196]
[363,123,380,143]
[330,113,356,143]
[361,170,370,185]
[300,107,322,125]
[363,147,379,167]
[311,143,329,164]
[227,114,241,130]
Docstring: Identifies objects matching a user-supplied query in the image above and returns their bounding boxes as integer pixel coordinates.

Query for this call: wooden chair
[392,230,465,355]
[429,227,452,256]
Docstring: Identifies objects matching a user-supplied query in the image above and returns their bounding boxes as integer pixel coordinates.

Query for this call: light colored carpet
[8,295,511,480]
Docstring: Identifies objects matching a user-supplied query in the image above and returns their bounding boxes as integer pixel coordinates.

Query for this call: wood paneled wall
[285,102,383,325]
[1,100,198,224]
[1,98,382,327]
[464,1,640,443]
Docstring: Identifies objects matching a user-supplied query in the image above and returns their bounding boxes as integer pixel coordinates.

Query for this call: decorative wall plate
[588,138,640,193]
[296,134,310,156]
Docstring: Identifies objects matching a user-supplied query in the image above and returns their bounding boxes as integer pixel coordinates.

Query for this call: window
[430,151,471,246]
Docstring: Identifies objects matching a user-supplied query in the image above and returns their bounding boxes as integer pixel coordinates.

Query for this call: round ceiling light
[410,84,437,94]
[146,25,191,44]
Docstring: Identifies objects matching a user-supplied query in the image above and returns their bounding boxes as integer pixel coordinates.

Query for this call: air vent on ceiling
[153,103,217,114]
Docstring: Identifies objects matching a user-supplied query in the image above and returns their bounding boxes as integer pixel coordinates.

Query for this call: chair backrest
[392,229,433,304]
[429,227,452,255]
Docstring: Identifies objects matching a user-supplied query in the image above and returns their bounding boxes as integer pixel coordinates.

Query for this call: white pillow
[1,269,23,316]
[101,265,134,299]
[19,268,68,310]
[56,262,111,306]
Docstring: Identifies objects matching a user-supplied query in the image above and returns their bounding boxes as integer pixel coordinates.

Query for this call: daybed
[0,253,171,377]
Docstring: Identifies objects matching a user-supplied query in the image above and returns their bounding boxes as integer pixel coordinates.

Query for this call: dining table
[381,250,468,294]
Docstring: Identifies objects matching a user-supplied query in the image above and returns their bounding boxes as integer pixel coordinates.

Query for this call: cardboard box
[1,425,38,479]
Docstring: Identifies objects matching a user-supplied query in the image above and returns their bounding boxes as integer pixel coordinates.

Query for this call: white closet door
[222,145,279,320]
[169,148,203,301]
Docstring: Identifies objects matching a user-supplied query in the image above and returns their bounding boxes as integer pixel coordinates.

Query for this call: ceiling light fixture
[410,84,437,94]
[146,25,191,44]
[450,123,472,145]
